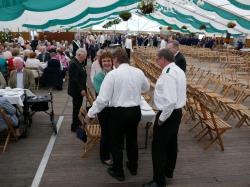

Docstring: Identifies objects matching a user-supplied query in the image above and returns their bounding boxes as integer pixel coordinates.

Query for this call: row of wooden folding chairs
[133,54,161,83]
[188,81,250,128]
[185,87,232,151]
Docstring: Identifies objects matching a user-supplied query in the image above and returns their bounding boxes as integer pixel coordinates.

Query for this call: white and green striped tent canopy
[0,0,249,36]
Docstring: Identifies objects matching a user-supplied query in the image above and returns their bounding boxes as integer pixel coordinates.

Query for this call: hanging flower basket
[227,22,236,28]
[137,0,155,14]
[199,24,206,30]
[119,12,132,21]
[112,18,121,25]
[181,25,187,30]
[167,26,172,30]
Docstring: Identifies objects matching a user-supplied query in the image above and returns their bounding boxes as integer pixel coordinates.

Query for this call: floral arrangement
[112,18,121,25]
[227,22,236,28]
[181,25,187,29]
[137,0,155,14]
[119,12,132,21]
[0,32,13,43]
[167,26,172,30]
[102,18,122,28]
[199,24,206,30]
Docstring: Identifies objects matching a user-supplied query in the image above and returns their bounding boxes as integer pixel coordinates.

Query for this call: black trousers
[152,109,182,185]
[97,107,111,162]
[71,96,83,130]
[125,48,131,59]
[109,106,141,175]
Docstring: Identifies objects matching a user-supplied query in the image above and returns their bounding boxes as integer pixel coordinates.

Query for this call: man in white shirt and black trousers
[143,49,186,187]
[86,48,150,181]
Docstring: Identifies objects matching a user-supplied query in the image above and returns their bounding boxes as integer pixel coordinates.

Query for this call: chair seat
[203,118,232,130]
[240,109,250,117]
[227,104,248,110]
[217,97,234,103]
[206,93,222,98]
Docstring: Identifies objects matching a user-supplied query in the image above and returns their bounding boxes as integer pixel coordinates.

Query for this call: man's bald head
[13,57,24,71]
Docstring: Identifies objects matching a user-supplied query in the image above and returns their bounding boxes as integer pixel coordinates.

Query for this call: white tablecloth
[240,48,250,52]
[140,96,156,124]
[0,88,35,106]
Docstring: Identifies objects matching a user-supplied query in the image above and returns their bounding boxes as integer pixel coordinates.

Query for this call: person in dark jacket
[37,46,50,62]
[167,40,186,72]
[40,50,63,90]
[68,48,87,132]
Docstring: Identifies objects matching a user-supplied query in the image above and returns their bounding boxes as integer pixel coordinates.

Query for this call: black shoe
[126,161,137,176]
[107,167,125,181]
[142,181,165,187]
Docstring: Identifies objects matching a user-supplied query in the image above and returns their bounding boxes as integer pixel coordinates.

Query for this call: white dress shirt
[88,63,150,118]
[90,60,102,84]
[154,62,186,122]
[125,38,133,52]
[16,70,24,89]
[160,39,167,49]
[100,35,105,44]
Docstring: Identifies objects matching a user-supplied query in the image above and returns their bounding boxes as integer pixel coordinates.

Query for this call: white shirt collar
[118,63,129,69]
[175,51,180,57]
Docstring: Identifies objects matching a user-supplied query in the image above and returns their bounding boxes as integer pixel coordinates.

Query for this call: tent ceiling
[0,0,249,35]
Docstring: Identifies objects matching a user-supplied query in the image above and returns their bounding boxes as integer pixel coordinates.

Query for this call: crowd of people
[0,31,188,187]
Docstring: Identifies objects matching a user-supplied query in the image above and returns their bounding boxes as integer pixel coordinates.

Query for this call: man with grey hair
[166,40,186,72]
[143,49,186,187]
[37,46,50,62]
[68,48,87,132]
[8,57,35,90]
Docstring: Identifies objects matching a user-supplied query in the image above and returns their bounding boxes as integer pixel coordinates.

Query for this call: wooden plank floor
[1,61,250,187]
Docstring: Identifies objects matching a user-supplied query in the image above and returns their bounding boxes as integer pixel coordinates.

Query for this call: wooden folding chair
[193,96,232,151]
[0,107,18,152]
[78,89,101,157]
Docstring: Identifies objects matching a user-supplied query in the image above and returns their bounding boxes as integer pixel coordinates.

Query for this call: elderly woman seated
[40,50,63,90]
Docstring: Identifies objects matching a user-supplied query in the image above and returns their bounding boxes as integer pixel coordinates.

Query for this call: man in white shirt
[143,49,186,187]
[17,34,25,48]
[159,37,167,49]
[125,35,133,59]
[86,48,150,181]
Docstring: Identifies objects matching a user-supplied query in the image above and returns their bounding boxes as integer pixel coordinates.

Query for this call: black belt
[159,108,182,113]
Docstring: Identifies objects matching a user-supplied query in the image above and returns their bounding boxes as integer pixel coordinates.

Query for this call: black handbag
[76,127,87,143]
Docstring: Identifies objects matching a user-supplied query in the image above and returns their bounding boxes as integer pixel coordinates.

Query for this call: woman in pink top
[56,48,69,80]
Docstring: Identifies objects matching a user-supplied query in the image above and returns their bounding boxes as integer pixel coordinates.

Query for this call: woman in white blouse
[25,52,42,78]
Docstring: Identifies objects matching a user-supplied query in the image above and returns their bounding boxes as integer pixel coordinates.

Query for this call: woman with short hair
[93,50,113,166]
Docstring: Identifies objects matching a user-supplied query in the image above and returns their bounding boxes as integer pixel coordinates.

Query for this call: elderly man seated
[8,57,35,90]
[0,97,19,132]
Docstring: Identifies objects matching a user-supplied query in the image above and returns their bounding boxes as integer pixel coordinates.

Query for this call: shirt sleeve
[87,73,114,118]
[141,71,150,93]
[158,75,177,122]
[90,63,95,84]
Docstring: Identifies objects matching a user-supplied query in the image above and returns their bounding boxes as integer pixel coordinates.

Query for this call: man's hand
[84,115,91,124]
[81,90,86,96]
